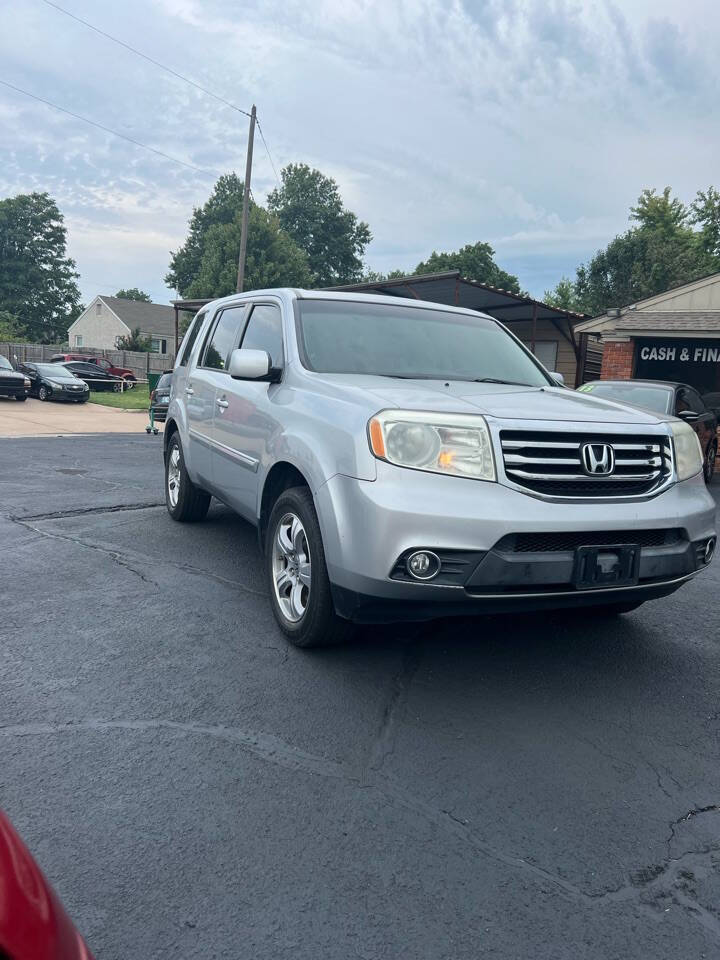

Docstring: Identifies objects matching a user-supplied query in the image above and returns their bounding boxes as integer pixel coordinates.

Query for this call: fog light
[704,537,716,564]
[406,550,440,581]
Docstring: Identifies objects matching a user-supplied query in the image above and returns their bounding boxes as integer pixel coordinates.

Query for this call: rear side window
[241,304,284,368]
[202,306,246,371]
[178,311,206,367]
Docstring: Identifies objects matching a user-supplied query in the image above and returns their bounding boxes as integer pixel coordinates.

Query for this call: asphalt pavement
[1,433,719,960]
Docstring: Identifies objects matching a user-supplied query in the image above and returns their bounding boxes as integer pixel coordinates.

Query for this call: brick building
[575,273,720,400]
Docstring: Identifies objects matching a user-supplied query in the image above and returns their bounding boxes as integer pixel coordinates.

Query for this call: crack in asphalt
[0,716,718,935]
[366,639,425,775]
[0,719,352,783]
[10,516,161,588]
[8,501,165,522]
[8,514,268,597]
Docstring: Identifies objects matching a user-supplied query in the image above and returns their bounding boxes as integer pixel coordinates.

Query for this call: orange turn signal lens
[368,418,386,459]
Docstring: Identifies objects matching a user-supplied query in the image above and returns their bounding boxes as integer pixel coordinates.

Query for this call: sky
[1,0,719,305]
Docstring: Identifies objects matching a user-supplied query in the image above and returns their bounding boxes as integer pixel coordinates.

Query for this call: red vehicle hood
[0,811,94,960]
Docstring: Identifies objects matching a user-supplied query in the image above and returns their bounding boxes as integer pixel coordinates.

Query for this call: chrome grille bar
[499,430,673,499]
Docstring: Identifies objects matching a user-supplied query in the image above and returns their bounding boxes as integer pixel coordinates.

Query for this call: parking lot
[1,433,719,959]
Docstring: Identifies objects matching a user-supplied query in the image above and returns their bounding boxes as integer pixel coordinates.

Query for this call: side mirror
[677,409,700,422]
[228,348,273,381]
[551,371,565,386]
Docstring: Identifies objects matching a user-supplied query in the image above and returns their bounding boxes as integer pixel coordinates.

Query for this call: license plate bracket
[573,544,641,589]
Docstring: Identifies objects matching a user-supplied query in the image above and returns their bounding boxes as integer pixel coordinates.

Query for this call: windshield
[296,300,552,386]
[579,382,673,414]
[157,374,172,389]
[34,363,77,379]
[0,356,12,370]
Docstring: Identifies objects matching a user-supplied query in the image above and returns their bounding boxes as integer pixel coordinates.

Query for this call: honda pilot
[163,290,716,647]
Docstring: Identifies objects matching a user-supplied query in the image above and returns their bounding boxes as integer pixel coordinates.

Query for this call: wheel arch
[259,461,312,549]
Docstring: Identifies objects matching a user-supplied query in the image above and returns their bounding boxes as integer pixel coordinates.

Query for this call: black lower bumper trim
[331,575,695,625]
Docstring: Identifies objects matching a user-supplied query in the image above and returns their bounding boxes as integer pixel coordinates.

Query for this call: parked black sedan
[62,361,125,392]
[0,355,31,401]
[18,362,89,402]
[579,379,718,483]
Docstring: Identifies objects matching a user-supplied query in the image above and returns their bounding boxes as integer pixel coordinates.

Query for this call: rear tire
[265,486,353,648]
[164,433,211,522]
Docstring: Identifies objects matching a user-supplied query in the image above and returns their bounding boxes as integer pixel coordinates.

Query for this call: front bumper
[316,463,716,622]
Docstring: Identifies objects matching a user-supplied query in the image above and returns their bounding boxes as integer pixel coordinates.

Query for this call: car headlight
[670,420,703,481]
[23,378,30,388]
[368,410,496,481]
[48,380,65,388]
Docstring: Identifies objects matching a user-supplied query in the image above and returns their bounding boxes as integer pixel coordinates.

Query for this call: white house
[67,296,176,354]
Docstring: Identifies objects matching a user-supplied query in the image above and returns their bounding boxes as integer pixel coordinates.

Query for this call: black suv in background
[0,355,30,401]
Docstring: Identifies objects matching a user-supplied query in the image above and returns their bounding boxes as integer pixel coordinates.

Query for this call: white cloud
[1,0,718,301]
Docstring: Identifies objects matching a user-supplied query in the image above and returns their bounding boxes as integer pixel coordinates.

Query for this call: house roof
[576,271,720,336]
[100,296,176,338]
[615,311,720,333]
[328,270,588,325]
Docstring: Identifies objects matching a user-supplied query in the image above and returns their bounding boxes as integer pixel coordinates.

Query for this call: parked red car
[50,354,136,386]
[0,810,95,959]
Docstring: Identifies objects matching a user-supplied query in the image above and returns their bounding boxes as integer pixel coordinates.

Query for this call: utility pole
[236,104,257,293]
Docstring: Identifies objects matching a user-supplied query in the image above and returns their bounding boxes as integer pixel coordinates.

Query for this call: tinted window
[0,356,12,370]
[579,382,673,414]
[35,364,76,379]
[202,307,245,371]
[297,300,551,385]
[241,304,284,368]
[686,388,706,413]
[179,312,206,366]
[157,373,172,389]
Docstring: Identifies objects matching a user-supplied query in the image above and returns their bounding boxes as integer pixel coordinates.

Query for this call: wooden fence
[0,342,175,380]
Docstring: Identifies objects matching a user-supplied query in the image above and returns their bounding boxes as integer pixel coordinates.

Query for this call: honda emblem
[581,443,615,476]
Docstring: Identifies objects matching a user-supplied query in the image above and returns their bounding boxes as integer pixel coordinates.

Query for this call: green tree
[268,163,371,286]
[116,327,152,352]
[184,204,312,299]
[413,242,521,294]
[0,192,82,342]
[115,287,152,302]
[542,277,582,312]
[0,310,27,341]
[690,186,720,265]
[571,186,713,315]
[166,173,246,296]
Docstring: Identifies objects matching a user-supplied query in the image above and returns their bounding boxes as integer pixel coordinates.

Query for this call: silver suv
[164,290,716,647]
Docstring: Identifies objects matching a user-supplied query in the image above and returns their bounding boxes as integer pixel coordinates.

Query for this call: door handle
[216,398,229,409]
[185,386,194,395]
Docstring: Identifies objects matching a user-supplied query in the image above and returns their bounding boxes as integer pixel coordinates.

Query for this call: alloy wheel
[167,445,181,507]
[272,512,312,623]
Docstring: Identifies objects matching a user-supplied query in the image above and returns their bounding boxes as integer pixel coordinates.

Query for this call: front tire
[15,394,27,402]
[164,433,211,522]
[266,486,352,648]
[38,385,50,401]
[703,441,717,484]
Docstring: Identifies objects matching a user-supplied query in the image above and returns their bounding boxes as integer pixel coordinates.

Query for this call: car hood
[318,375,668,425]
[0,368,26,381]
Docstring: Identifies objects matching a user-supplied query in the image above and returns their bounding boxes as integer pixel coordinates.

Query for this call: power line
[0,78,220,178]
[39,0,252,118]
[256,119,281,187]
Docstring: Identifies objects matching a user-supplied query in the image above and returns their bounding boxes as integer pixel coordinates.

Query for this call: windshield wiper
[473,377,535,387]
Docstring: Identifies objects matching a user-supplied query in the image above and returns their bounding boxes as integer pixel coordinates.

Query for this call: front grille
[497,529,682,553]
[500,430,673,498]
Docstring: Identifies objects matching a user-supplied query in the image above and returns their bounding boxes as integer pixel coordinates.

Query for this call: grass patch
[89,384,150,409]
